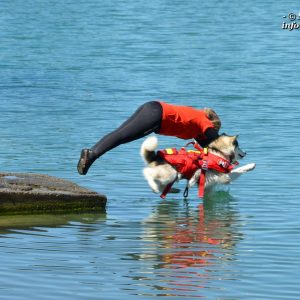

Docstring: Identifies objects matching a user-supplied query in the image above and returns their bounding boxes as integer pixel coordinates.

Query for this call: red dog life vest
[157,143,237,198]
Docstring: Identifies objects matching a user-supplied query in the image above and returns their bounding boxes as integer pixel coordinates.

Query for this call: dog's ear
[231,135,239,147]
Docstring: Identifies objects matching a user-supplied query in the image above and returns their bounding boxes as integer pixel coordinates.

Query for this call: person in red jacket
[77,101,221,175]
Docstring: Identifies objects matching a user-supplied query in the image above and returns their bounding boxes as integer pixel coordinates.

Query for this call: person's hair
[203,108,221,132]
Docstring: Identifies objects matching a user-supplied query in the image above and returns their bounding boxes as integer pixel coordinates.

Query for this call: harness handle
[183,141,196,149]
[183,141,207,153]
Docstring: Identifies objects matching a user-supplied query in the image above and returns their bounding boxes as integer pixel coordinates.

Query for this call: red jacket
[158,102,214,140]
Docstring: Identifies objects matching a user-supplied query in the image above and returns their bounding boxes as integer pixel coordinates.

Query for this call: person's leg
[77,101,162,175]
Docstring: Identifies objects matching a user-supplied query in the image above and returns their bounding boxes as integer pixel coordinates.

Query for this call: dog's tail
[140,136,158,164]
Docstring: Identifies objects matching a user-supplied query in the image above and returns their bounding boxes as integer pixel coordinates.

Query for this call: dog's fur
[140,135,256,195]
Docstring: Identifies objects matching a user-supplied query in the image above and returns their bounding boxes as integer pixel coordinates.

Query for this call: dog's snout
[239,151,246,158]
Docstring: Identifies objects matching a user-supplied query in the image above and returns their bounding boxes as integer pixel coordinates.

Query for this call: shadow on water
[125,191,243,297]
[0,212,107,235]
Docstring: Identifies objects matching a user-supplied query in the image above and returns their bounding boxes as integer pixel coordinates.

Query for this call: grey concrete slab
[0,173,107,214]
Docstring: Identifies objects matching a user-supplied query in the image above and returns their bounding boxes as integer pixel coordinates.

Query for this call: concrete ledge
[0,172,107,214]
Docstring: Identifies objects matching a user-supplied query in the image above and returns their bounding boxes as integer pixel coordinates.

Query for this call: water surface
[1,1,300,299]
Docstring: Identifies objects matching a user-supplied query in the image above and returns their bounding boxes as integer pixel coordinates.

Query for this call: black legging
[91,101,163,158]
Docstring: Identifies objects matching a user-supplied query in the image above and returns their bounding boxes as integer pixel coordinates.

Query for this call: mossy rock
[0,173,107,214]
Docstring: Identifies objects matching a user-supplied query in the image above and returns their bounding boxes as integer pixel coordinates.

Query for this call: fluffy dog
[140,135,255,196]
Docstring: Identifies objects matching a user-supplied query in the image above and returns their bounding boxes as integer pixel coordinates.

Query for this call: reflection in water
[0,212,107,235]
[126,192,243,297]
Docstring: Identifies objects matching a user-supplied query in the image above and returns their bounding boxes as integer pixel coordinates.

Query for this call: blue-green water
[1,1,300,299]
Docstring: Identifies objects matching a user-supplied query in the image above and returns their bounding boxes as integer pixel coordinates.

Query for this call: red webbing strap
[193,142,203,152]
[160,178,177,199]
[198,169,206,198]
[198,148,208,198]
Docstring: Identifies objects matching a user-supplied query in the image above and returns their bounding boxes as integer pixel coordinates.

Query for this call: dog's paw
[234,163,256,173]
[243,163,256,172]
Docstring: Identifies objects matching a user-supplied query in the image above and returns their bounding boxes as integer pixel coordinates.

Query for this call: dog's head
[207,134,246,163]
